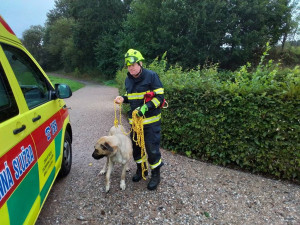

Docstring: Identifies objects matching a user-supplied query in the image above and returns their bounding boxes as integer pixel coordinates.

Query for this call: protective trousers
[131,124,162,169]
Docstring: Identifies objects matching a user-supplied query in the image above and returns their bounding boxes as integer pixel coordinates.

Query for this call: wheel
[59,131,72,177]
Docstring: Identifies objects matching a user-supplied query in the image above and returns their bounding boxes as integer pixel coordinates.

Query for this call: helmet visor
[125,56,138,66]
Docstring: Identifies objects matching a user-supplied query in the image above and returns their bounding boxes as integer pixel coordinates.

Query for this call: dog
[92,125,132,192]
[99,125,131,175]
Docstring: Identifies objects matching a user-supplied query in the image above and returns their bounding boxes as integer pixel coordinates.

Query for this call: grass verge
[48,75,85,92]
[48,70,118,88]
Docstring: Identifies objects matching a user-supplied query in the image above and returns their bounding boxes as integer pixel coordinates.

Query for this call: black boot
[147,166,161,190]
[132,163,148,182]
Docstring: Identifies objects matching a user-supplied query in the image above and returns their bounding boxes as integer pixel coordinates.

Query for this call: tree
[43,17,75,70]
[22,25,46,66]
[29,0,298,74]
[220,0,298,69]
[120,0,297,70]
[95,0,133,75]
[280,0,300,49]
[46,0,73,25]
[43,0,74,70]
[42,0,130,75]
[119,0,164,62]
[71,0,130,74]
[163,0,228,68]
[94,33,121,77]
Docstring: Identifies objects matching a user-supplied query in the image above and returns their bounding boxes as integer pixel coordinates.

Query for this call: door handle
[32,115,41,122]
[13,125,26,135]
[63,104,71,110]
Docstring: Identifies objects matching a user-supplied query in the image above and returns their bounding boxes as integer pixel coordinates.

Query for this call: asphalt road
[36,82,300,225]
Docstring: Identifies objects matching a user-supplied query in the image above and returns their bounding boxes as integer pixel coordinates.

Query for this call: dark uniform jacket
[122,68,164,127]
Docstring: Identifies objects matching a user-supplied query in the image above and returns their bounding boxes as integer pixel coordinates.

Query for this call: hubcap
[63,140,71,167]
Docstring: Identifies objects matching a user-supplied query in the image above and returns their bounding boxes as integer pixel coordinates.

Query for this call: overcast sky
[1,0,55,38]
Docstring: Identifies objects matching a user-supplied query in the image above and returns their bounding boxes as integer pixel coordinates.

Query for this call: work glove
[136,104,148,117]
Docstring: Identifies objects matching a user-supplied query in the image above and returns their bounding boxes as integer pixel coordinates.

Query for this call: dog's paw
[99,170,106,175]
[120,180,126,190]
[105,185,110,193]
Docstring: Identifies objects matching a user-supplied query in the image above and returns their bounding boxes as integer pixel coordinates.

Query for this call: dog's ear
[104,142,114,152]
[95,136,108,149]
[105,136,119,149]
[100,142,113,152]
[100,144,107,150]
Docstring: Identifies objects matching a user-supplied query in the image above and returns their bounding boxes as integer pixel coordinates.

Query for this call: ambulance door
[1,44,64,219]
[0,45,38,225]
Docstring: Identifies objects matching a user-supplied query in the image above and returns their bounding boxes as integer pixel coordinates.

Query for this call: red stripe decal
[0,16,16,35]
[0,135,37,208]
[61,108,69,122]
[31,110,64,158]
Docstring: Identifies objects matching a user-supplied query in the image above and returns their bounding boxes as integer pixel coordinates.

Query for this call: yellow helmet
[124,49,144,66]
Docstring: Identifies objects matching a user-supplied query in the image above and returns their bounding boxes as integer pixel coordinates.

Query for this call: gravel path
[36,83,300,225]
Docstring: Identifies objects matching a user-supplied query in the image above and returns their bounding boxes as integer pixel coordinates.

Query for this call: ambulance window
[2,44,52,109]
[0,65,19,123]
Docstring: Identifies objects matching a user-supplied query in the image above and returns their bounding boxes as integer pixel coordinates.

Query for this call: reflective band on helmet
[129,113,161,125]
[150,159,162,169]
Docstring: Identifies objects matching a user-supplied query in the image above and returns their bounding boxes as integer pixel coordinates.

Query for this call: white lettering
[0,162,14,201]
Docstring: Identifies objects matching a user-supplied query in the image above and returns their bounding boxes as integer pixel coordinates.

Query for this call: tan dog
[92,125,132,192]
[99,125,131,174]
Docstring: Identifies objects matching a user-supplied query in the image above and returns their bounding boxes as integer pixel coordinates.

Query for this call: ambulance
[0,16,73,224]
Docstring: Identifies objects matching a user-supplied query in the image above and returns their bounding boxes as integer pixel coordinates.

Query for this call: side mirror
[54,84,72,99]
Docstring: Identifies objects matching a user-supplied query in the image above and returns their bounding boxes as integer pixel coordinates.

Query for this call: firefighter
[115,49,164,190]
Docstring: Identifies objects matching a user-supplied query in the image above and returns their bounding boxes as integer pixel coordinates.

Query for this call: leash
[113,101,149,179]
[114,101,131,136]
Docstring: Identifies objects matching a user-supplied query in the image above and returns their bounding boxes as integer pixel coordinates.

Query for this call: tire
[59,131,72,177]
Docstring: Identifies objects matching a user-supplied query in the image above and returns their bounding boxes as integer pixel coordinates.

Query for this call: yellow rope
[113,101,148,179]
[114,101,119,127]
[114,101,131,136]
[131,110,149,180]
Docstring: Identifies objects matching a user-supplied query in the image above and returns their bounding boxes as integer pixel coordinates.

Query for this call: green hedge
[116,55,300,182]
